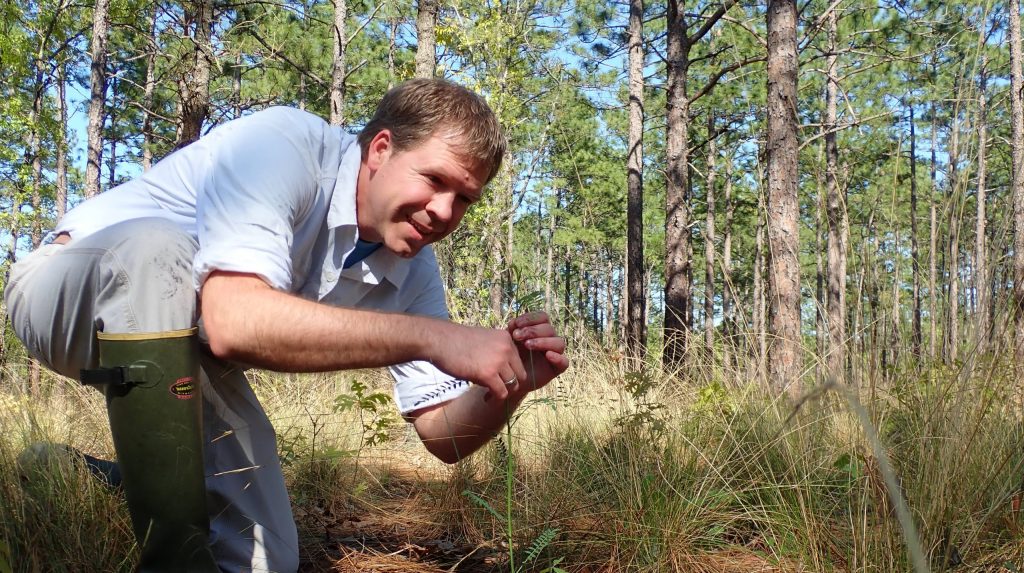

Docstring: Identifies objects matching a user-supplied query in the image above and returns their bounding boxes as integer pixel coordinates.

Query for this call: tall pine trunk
[625,0,646,359]
[722,157,735,372]
[28,53,45,396]
[545,192,557,314]
[85,0,110,198]
[664,0,692,370]
[704,113,717,355]
[909,102,921,358]
[415,0,438,78]
[330,0,348,125]
[142,6,158,169]
[825,10,847,380]
[753,191,766,382]
[388,16,398,89]
[29,59,44,250]
[815,139,824,384]
[56,62,68,221]
[765,0,801,394]
[945,109,962,364]
[975,60,989,350]
[929,110,938,358]
[176,0,213,147]
[107,77,118,187]
[1010,0,1024,365]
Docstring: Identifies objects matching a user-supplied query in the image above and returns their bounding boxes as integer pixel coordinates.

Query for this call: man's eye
[428,175,443,185]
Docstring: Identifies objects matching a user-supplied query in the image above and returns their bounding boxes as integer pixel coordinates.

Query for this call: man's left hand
[507,311,569,391]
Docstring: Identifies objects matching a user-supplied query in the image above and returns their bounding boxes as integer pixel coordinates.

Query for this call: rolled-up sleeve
[193,108,324,291]
[390,250,473,415]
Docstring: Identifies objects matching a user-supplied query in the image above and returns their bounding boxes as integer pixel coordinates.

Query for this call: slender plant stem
[505,401,515,572]
[504,343,537,572]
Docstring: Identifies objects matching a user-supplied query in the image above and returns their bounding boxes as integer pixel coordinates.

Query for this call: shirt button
[325,272,337,282]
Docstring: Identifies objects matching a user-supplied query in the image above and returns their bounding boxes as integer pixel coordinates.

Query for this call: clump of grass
[450,334,1024,572]
[0,379,134,571]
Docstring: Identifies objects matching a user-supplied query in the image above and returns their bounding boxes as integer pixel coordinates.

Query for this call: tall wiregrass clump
[455,334,1024,572]
[0,380,134,571]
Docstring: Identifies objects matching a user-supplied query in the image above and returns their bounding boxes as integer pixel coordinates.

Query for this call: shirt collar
[328,133,412,289]
[326,135,361,229]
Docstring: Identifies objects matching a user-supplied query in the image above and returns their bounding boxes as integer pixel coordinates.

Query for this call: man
[5,78,568,571]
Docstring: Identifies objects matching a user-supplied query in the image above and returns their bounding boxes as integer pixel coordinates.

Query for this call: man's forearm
[201,271,526,401]
[202,272,438,372]
[411,385,529,464]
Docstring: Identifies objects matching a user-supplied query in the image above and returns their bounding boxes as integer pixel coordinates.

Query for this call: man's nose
[427,193,454,223]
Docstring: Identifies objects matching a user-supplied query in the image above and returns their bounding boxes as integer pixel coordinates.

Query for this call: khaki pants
[4,218,300,572]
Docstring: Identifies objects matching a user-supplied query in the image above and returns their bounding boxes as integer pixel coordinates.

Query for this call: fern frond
[462,490,505,523]
[523,527,559,563]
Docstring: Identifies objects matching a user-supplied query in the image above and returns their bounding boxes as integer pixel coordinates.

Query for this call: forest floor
[294,459,505,572]
[290,454,788,573]
[5,349,1024,572]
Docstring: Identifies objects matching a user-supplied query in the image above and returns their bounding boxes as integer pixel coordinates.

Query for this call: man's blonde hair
[358,78,507,183]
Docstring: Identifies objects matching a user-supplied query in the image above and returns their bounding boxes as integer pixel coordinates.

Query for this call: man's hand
[410,311,569,463]
[507,311,569,391]
[426,322,528,400]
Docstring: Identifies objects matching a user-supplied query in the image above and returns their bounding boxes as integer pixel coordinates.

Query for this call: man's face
[357,130,487,258]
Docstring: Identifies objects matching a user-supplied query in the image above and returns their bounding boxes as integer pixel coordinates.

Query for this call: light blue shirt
[52,107,470,414]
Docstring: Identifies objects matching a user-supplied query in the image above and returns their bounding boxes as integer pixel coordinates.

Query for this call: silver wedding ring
[504,376,518,386]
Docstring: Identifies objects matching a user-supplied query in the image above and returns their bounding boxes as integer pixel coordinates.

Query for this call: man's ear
[367,129,392,170]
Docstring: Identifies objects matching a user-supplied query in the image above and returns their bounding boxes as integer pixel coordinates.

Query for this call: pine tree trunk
[29,61,43,250]
[625,0,646,359]
[233,51,242,117]
[909,101,921,358]
[545,193,556,314]
[929,79,939,360]
[504,171,515,314]
[28,54,45,396]
[388,16,398,89]
[888,227,902,377]
[56,62,68,221]
[330,0,348,125]
[664,0,692,370]
[753,197,766,381]
[605,255,615,347]
[723,157,735,373]
[176,0,213,148]
[142,6,157,170]
[85,0,110,198]
[705,113,717,355]
[765,0,801,394]
[852,266,864,381]
[945,113,962,364]
[107,77,117,187]
[975,60,989,351]
[815,144,824,384]
[1010,0,1024,365]
[824,10,847,380]
[620,259,628,344]
[415,0,438,78]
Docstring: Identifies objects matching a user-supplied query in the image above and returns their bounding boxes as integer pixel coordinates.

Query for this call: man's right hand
[425,322,527,400]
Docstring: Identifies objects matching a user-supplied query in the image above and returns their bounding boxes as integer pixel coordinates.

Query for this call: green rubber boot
[82,328,219,572]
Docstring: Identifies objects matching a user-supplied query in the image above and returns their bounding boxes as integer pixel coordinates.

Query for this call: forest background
[3,0,1024,571]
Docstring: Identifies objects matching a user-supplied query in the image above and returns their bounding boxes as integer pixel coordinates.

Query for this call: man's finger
[508,311,551,332]
[511,354,528,389]
[545,351,570,374]
[482,373,509,400]
[512,323,555,341]
[522,336,566,353]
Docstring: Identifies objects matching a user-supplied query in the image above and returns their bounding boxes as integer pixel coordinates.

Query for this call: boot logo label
[169,377,196,400]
